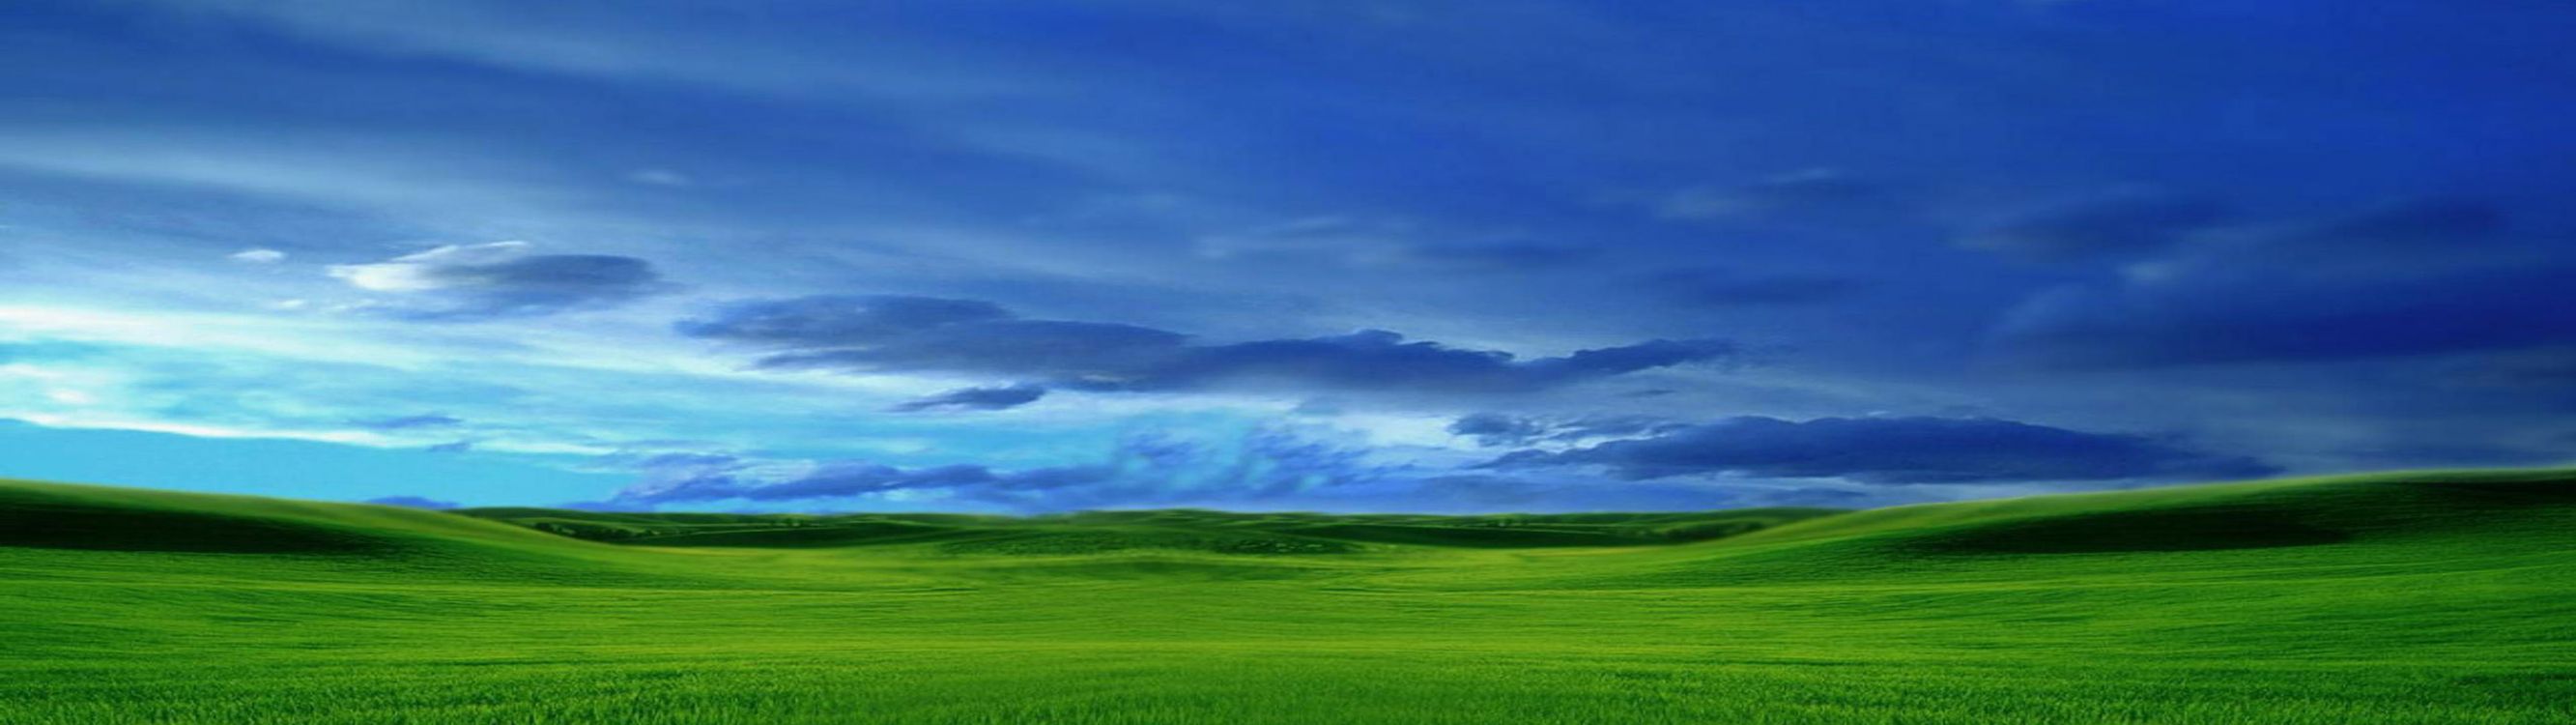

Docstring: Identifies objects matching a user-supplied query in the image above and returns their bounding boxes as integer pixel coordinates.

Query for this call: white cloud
[228,248,288,264]
[327,241,530,292]
[627,169,692,187]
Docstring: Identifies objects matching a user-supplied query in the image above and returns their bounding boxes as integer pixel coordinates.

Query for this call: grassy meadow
[3,469,2573,723]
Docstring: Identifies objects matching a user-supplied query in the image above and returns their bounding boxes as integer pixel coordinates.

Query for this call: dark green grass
[3,470,2573,723]
[455,506,1842,550]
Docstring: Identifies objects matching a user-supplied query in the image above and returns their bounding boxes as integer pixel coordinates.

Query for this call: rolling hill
[2,469,2571,723]
[450,505,1846,552]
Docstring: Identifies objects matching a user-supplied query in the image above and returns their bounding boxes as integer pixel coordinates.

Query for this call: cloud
[1489,416,2275,484]
[1195,216,1409,261]
[673,295,1012,342]
[228,248,287,264]
[604,452,755,505]
[681,295,1737,394]
[1448,413,1687,448]
[1447,412,1550,446]
[1388,473,1748,511]
[328,242,670,320]
[1196,218,1596,272]
[604,428,1391,510]
[1660,168,1897,221]
[1551,415,1690,441]
[364,495,459,509]
[1963,193,2228,261]
[890,384,1047,412]
[1991,200,2575,367]
[626,169,693,187]
[349,414,463,430]
[2445,347,2576,392]
[729,462,1011,501]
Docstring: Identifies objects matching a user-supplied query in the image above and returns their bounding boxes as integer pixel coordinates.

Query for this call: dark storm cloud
[1489,416,2276,484]
[681,296,1738,393]
[1963,194,2230,262]
[331,243,672,320]
[890,384,1048,412]
[364,495,459,509]
[1993,201,2576,368]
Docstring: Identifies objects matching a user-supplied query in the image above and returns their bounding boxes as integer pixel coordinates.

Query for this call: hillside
[451,506,1846,552]
[2,469,2572,724]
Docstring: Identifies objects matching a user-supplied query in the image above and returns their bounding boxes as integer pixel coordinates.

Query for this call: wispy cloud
[1489,416,2276,484]
[329,242,672,320]
[683,295,1738,394]
[227,248,287,264]
[890,384,1047,413]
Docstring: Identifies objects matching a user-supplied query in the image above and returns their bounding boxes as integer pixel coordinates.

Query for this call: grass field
[3,469,2572,723]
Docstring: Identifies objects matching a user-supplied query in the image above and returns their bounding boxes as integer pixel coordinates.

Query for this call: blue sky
[2,0,2570,512]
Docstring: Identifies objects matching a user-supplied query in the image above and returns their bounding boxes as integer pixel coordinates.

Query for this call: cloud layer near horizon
[1488,416,2277,484]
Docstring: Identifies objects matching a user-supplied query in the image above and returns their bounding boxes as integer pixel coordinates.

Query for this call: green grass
[3,469,2573,723]
[450,506,1844,551]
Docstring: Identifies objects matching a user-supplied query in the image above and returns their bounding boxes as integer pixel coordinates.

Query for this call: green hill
[447,506,1843,552]
[3,469,2572,724]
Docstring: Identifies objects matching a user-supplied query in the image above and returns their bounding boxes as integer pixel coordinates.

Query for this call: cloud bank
[1490,416,2276,484]
[681,295,1738,394]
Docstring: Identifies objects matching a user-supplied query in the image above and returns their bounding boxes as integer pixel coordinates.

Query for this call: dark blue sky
[2,0,2569,512]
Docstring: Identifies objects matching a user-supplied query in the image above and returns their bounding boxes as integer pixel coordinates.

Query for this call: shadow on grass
[0,495,390,555]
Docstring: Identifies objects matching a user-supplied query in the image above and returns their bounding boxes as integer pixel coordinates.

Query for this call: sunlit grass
[3,470,2572,723]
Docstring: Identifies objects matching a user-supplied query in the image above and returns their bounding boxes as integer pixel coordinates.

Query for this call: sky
[2,0,2571,513]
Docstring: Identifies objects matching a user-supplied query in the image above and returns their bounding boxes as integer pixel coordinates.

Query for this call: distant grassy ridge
[1731,468,2576,550]
[449,506,1848,554]
[4,468,2571,565]
[0,480,572,555]
[3,469,2572,724]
